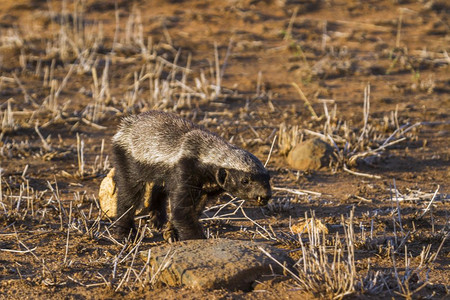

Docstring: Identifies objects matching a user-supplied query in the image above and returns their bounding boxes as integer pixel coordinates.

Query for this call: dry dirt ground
[0,0,449,299]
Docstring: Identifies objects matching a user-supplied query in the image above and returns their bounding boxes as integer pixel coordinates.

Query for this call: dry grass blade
[0,247,37,253]
[259,246,303,282]
[264,135,277,167]
[284,6,299,41]
[418,185,440,219]
[64,200,73,265]
[393,179,404,234]
[12,74,38,107]
[348,137,406,166]
[273,186,321,196]
[35,123,52,152]
[1,99,17,133]
[291,82,318,119]
[357,84,370,144]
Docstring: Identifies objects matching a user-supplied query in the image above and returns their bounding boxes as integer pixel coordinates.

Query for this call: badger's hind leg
[148,185,168,230]
[112,145,145,239]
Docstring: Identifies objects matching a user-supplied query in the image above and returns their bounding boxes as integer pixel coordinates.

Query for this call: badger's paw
[162,222,178,243]
[148,211,167,230]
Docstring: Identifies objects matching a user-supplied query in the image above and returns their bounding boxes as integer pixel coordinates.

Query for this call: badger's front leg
[167,186,205,241]
[148,184,168,230]
[165,160,206,241]
[164,190,220,242]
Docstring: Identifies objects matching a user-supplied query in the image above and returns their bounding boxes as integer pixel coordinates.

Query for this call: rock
[98,169,117,218]
[291,218,329,235]
[286,138,334,170]
[98,168,152,218]
[141,238,293,291]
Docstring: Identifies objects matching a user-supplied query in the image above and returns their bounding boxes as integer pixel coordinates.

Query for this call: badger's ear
[216,168,228,187]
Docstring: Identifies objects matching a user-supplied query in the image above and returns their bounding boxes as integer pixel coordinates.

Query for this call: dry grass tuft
[278,84,423,178]
[260,206,446,299]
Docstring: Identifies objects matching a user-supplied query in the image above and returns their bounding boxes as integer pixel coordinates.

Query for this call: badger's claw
[256,195,269,206]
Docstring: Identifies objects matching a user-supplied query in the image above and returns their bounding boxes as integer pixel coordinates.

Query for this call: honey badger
[112,110,271,241]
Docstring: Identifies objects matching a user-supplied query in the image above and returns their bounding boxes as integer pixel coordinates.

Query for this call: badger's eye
[241,178,249,185]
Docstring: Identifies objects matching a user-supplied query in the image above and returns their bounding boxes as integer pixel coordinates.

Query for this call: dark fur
[112,110,271,241]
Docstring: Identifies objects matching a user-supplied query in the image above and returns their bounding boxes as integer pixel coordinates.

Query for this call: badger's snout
[254,177,271,206]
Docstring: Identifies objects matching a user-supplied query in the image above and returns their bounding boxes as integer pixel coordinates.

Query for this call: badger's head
[215,167,272,206]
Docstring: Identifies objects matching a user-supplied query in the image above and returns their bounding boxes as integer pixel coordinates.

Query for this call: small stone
[286,138,334,170]
[98,168,152,218]
[141,238,293,290]
[291,218,329,235]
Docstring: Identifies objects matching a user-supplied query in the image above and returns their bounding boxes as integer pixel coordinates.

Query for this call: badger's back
[113,111,199,166]
[113,111,267,174]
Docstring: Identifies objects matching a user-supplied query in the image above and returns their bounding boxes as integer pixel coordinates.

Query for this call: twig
[273,186,322,196]
[220,38,233,82]
[0,247,37,253]
[393,179,404,234]
[136,248,152,287]
[418,185,440,219]
[358,84,370,143]
[240,206,277,240]
[214,42,221,95]
[354,195,372,203]
[343,164,381,179]
[349,137,406,165]
[284,7,299,41]
[54,61,76,100]
[12,74,38,107]
[68,276,86,286]
[81,117,107,130]
[64,200,73,264]
[35,123,52,151]
[432,232,449,263]
[291,82,318,119]
[303,130,326,141]
[264,135,277,167]
[100,205,135,238]
[200,198,246,221]
[259,247,302,282]
[382,123,409,146]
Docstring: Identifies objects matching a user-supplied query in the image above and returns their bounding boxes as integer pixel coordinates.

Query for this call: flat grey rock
[140,238,293,290]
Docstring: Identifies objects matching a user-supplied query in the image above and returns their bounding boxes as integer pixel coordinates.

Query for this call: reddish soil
[0,0,448,299]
